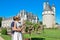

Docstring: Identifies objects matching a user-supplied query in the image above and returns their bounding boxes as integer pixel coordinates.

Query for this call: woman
[11,16,24,40]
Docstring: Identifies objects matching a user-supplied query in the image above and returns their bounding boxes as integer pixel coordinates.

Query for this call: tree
[33,23,40,33]
[56,23,59,25]
[25,21,33,33]
[1,28,7,35]
[40,21,42,25]
[25,21,41,34]
[0,17,2,27]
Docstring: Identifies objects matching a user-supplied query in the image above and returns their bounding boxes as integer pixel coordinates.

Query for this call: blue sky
[0,0,60,24]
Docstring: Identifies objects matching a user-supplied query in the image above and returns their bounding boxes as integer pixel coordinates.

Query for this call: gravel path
[0,36,4,40]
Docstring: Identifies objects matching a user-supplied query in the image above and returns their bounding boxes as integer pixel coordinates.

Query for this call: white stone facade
[17,10,39,23]
[2,18,13,28]
[2,10,39,28]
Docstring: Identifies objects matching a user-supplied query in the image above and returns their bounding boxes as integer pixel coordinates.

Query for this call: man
[11,16,23,40]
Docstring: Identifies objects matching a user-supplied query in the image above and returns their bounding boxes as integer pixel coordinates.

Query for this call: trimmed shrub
[25,27,29,32]
[1,28,7,35]
[31,38,45,40]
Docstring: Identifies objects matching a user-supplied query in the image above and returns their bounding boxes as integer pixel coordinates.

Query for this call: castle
[2,1,56,28]
[2,10,39,28]
[42,1,56,28]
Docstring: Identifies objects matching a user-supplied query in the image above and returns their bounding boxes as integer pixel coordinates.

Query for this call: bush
[25,27,29,33]
[31,38,45,40]
[1,28,7,35]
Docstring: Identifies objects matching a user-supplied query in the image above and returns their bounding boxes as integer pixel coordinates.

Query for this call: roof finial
[44,0,49,3]
[52,4,55,7]
[45,0,49,4]
[46,0,49,2]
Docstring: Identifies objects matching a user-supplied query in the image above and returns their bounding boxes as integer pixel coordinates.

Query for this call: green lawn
[1,35,11,40]
[23,29,60,40]
[1,29,60,40]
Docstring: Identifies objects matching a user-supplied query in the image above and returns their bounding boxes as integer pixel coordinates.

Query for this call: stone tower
[42,1,56,28]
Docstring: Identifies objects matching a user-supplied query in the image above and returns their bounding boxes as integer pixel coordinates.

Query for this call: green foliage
[25,21,40,33]
[24,29,60,40]
[1,29,60,40]
[25,27,29,32]
[56,23,59,25]
[1,35,11,40]
[0,17,2,27]
[40,21,42,25]
[33,23,40,31]
[31,38,45,40]
[1,28,7,35]
[25,21,33,33]
[25,21,32,25]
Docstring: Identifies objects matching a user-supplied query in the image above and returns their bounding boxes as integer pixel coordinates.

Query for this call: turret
[43,0,51,11]
[43,2,47,10]
[52,4,55,14]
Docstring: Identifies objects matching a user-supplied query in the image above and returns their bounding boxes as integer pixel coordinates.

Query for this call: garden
[0,21,60,40]
[0,28,60,40]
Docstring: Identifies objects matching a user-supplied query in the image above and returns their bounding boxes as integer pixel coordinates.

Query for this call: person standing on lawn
[11,16,25,40]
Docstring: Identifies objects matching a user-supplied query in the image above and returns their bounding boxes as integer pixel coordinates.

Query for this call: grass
[23,29,60,40]
[0,35,11,40]
[0,29,60,40]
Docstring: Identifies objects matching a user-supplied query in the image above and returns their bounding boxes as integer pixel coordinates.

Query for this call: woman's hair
[13,16,20,21]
